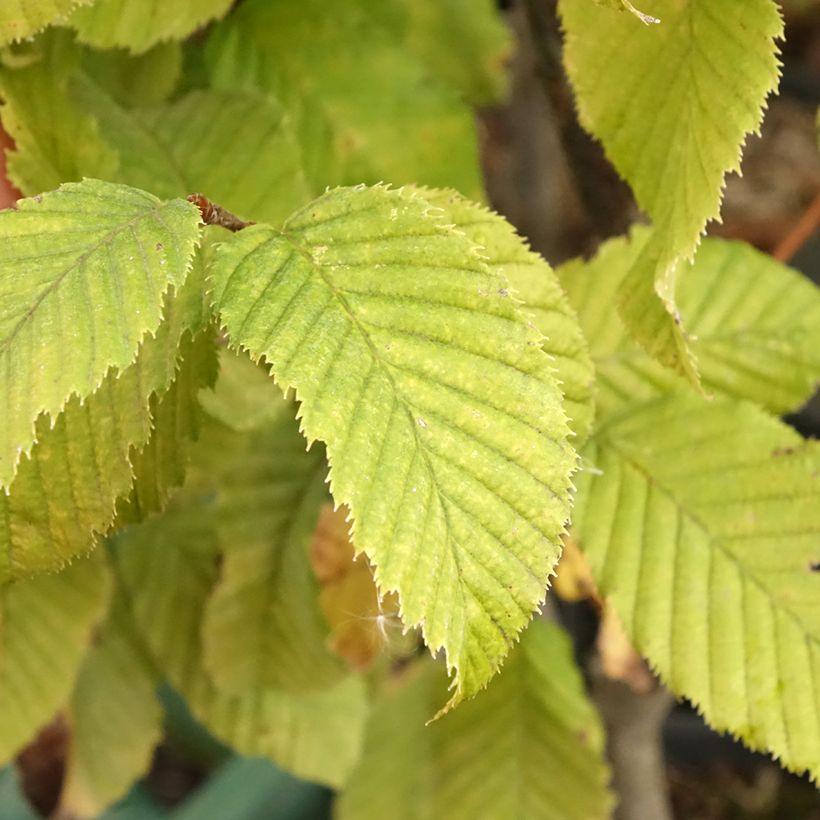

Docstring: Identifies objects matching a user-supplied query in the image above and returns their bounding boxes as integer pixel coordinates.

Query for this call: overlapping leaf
[210,185,576,709]
[203,0,483,196]
[68,0,233,53]
[338,621,613,819]
[68,78,312,225]
[573,394,820,778]
[0,262,215,582]
[0,179,201,488]
[0,40,117,195]
[558,228,820,420]
[0,553,110,762]
[415,188,595,441]
[200,397,347,695]
[0,0,93,46]
[113,497,367,788]
[560,0,783,376]
[61,596,161,817]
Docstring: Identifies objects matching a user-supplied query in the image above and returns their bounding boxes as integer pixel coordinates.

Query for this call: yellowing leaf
[338,621,613,820]
[574,394,820,778]
[311,504,405,670]
[560,0,783,377]
[558,228,820,421]
[210,185,577,710]
[0,179,201,488]
[413,187,595,441]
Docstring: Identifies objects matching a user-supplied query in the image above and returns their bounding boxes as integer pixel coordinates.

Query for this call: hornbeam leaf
[0,0,93,46]
[68,77,312,225]
[413,187,595,441]
[573,394,820,778]
[61,595,161,816]
[210,185,577,709]
[0,270,215,582]
[0,179,201,488]
[200,400,348,695]
[558,228,820,421]
[68,0,234,54]
[338,621,613,820]
[203,0,483,196]
[0,553,111,762]
[0,38,118,195]
[113,501,367,788]
[559,0,783,377]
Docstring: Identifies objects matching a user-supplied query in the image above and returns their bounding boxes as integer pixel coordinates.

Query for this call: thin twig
[773,191,820,263]
[187,193,255,232]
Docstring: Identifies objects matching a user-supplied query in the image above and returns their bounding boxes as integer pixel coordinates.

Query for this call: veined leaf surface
[210,185,576,708]
[113,499,366,787]
[558,229,820,420]
[574,394,820,778]
[338,621,613,819]
[0,553,110,761]
[0,254,214,583]
[559,0,783,377]
[414,187,595,441]
[200,401,348,695]
[0,179,201,488]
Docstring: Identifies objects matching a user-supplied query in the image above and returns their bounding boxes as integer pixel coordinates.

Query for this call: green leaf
[0,0,93,46]
[414,187,595,441]
[203,0,483,196]
[559,0,783,376]
[68,77,312,225]
[0,37,118,195]
[113,500,367,788]
[558,228,820,420]
[200,400,348,695]
[573,394,820,779]
[68,0,234,53]
[379,0,511,105]
[0,553,111,762]
[78,40,182,106]
[338,620,613,819]
[210,185,576,710]
[0,270,214,582]
[0,179,201,488]
[61,595,161,816]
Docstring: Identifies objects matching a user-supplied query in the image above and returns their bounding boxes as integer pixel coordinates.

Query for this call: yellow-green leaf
[0,179,201,488]
[338,621,613,819]
[574,394,820,779]
[0,553,111,762]
[210,185,577,710]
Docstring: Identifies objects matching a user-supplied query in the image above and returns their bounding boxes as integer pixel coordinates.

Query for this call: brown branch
[772,190,820,263]
[187,194,255,232]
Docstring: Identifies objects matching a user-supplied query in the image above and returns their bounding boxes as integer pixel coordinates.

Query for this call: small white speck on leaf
[417,418,427,429]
